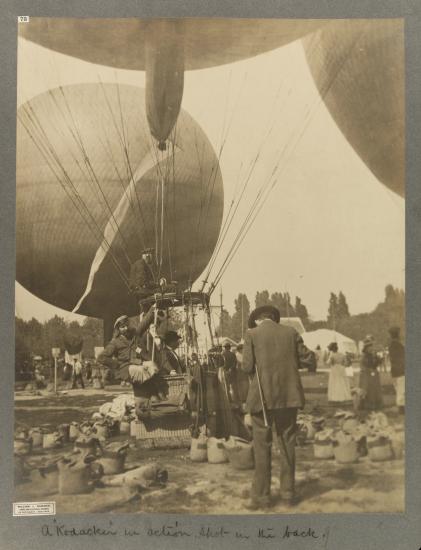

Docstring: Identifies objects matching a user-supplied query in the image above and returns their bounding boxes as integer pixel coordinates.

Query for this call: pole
[54,356,57,394]
[241,294,244,339]
[183,306,189,371]
[255,364,269,427]
[219,287,223,338]
[206,305,215,348]
[151,304,158,363]
[191,302,199,354]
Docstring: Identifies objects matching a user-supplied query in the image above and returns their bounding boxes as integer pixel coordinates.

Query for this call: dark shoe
[279,493,301,507]
[245,497,273,511]
[245,500,271,511]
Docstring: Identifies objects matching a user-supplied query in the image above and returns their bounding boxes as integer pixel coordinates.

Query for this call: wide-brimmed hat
[142,247,154,255]
[164,330,182,345]
[248,305,280,328]
[328,341,338,352]
[388,326,400,338]
[114,315,129,329]
[362,335,374,346]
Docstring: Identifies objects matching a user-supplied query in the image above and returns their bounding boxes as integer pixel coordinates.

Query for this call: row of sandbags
[14,415,122,455]
[312,411,404,463]
[16,432,167,495]
[190,433,254,470]
[18,453,167,496]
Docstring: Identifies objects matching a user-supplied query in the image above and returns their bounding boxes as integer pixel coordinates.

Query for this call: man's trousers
[251,407,298,503]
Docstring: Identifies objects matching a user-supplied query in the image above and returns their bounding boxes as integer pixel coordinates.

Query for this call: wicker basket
[129,375,191,448]
[134,412,191,448]
[164,374,189,401]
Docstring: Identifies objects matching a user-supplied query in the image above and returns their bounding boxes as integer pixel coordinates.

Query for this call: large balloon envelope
[303,19,404,197]
[19,18,325,71]
[19,18,325,148]
[16,83,224,320]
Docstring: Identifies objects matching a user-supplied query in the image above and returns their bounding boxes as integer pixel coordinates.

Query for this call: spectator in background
[297,337,317,373]
[314,345,325,371]
[85,361,92,383]
[232,342,250,408]
[326,342,352,403]
[34,366,46,389]
[63,362,72,382]
[71,357,85,389]
[222,342,237,374]
[388,327,405,414]
[359,336,383,410]
[222,342,237,399]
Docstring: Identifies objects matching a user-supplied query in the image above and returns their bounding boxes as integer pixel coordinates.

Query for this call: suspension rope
[189,72,249,283]
[115,80,153,247]
[18,107,131,290]
[96,126,148,252]
[98,80,153,252]
[209,30,366,293]
[51,86,133,267]
[201,77,289,292]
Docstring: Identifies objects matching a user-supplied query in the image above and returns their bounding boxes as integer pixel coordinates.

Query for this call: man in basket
[242,305,305,510]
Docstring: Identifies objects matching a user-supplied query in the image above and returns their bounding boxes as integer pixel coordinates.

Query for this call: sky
[15,25,405,323]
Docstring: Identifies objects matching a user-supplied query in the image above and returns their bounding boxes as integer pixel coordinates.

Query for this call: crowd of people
[16,282,405,512]
[323,328,405,413]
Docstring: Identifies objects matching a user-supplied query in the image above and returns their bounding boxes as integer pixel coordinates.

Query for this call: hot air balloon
[19,18,326,150]
[303,19,404,197]
[16,83,224,333]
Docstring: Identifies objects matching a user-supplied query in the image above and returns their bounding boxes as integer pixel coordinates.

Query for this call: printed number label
[18,16,29,23]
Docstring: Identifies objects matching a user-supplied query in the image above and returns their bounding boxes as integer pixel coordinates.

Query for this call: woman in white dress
[326,342,352,402]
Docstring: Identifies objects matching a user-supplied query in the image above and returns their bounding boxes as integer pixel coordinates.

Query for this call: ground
[14,369,404,514]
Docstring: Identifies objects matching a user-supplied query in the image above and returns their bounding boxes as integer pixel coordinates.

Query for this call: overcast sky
[15,30,405,323]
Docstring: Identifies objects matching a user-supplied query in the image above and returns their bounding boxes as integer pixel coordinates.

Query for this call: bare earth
[14,371,404,514]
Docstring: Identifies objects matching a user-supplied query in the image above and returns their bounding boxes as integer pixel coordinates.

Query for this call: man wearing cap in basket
[97,308,164,418]
[241,305,305,510]
[129,248,158,310]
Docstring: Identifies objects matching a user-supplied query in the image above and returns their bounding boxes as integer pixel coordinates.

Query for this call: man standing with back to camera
[242,305,305,510]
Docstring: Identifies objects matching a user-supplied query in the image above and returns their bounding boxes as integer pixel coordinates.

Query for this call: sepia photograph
[13,17,405,515]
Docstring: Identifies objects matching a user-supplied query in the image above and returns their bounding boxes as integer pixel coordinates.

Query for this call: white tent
[279,317,306,335]
[302,329,358,355]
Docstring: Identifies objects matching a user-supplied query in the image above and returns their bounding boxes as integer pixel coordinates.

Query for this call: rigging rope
[18,107,131,291]
[189,72,249,284]
[201,77,289,292]
[99,80,153,253]
[52,86,133,267]
[208,30,366,293]
[186,71,242,283]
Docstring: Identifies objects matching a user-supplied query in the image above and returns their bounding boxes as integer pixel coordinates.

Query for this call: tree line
[217,285,404,347]
[15,315,103,369]
[217,291,310,341]
[15,284,404,371]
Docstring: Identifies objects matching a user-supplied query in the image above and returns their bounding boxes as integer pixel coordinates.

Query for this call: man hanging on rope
[97,308,166,418]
